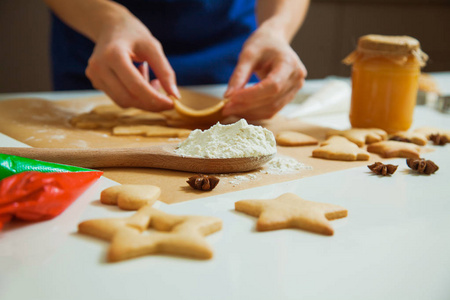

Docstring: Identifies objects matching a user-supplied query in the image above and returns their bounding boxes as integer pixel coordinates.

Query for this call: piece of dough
[171,89,228,124]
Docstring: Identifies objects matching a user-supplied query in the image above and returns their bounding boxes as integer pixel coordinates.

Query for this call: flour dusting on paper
[228,175,255,186]
[227,156,312,186]
[261,156,312,175]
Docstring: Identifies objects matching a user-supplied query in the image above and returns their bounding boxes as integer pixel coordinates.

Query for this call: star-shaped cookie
[367,140,421,158]
[235,193,347,236]
[312,136,370,161]
[78,205,222,261]
[389,131,428,146]
[327,128,387,147]
[413,126,450,140]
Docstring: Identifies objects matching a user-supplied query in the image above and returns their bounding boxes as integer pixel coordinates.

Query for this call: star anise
[187,174,220,191]
[429,134,448,146]
[406,158,439,175]
[389,136,411,143]
[368,162,398,176]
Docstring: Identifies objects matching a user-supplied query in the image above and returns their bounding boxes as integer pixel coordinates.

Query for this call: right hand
[85,12,179,111]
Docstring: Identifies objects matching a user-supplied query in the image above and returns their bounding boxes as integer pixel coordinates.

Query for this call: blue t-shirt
[50,0,257,90]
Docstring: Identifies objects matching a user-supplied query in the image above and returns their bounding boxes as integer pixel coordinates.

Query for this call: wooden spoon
[0,144,275,174]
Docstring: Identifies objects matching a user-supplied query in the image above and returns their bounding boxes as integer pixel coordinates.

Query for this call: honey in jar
[343,35,428,133]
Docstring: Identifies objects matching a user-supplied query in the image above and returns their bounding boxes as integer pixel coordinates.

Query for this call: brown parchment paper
[0,96,389,204]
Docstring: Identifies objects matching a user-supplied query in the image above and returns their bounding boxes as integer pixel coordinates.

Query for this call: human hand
[222,27,307,120]
[85,11,179,111]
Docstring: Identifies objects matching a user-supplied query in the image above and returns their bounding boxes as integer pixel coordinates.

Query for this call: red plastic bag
[0,171,103,230]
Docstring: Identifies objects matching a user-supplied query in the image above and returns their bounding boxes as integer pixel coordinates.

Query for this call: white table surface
[1,75,450,300]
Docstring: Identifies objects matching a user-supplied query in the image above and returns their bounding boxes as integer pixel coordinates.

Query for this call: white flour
[261,156,312,175]
[226,156,312,186]
[49,134,67,141]
[228,173,258,186]
[175,119,276,158]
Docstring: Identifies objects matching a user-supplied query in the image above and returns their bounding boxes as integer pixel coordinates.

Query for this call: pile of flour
[175,119,276,158]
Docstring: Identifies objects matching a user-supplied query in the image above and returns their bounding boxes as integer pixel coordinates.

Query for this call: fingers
[223,57,305,118]
[90,69,135,109]
[108,51,174,111]
[135,40,181,99]
[86,49,174,112]
[232,86,299,120]
[138,61,149,82]
[224,49,257,98]
[149,79,162,91]
[297,56,308,79]
[84,12,179,112]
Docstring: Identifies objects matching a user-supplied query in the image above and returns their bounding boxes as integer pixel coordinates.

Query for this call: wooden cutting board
[0,95,384,204]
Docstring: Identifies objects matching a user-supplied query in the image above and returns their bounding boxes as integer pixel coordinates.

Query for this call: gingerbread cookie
[389,131,428,146]
[275,131,318,146]
[235,193,347,236]
[101,185,161,210]
[312,136,370,161]
[413,127,450,140]
[367,140,421,158]
[112,125,191,138]
[327,128,387,147]
[78,205,222,261]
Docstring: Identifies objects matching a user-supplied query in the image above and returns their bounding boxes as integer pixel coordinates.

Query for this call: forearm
[43,0,132,42]
[256,0,310,42]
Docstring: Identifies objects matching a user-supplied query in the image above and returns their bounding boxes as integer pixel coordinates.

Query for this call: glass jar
[343,35,428,133]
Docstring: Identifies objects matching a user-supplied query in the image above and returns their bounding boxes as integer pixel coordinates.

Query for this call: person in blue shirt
[44,0,309,120]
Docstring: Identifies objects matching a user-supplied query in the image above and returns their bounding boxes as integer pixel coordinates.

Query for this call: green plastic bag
[0,154,95,180]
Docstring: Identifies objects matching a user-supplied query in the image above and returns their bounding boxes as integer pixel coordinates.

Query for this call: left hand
[223,27,307,120]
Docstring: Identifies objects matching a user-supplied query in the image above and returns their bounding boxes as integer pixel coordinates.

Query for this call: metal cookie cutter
[436,95,450,114]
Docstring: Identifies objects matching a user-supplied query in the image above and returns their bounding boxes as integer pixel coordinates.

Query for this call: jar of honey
[343,35,428,133]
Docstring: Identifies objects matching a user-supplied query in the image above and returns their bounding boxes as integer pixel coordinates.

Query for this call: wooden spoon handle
[0,146,274,173]
[0,146,173,169]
